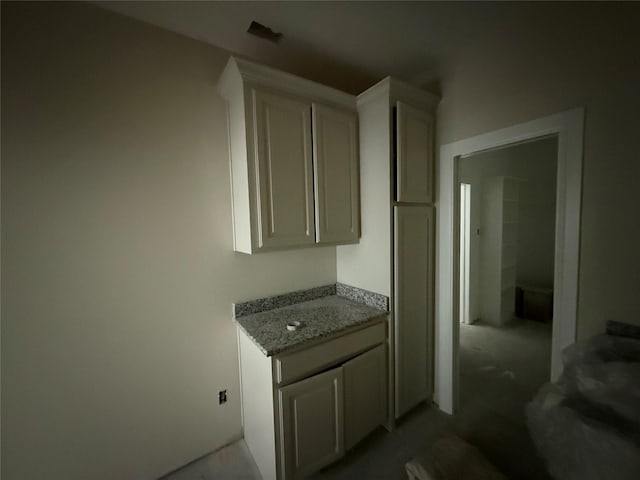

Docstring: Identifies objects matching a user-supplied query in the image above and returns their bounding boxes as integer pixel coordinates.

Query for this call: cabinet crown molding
[218,56,357,111]
[357,77,440,110]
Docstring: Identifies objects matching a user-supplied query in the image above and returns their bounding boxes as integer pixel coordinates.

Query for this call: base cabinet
[238,322,387,480]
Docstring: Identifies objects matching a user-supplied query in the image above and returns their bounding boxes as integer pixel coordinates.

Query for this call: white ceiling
[93,1,592,94]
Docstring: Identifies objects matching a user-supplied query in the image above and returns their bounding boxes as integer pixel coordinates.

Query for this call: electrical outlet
[219,390,227,404]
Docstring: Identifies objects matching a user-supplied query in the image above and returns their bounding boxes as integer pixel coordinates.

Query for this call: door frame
[435,109,584,414]
[459,183,471,325]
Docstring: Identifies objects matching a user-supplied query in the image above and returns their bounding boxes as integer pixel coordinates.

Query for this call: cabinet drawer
[275,321,386,386]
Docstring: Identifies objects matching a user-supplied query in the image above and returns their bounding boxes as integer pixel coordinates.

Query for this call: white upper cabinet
[395,101,435,204]
[312,103,360,244]
[218,57,360,253]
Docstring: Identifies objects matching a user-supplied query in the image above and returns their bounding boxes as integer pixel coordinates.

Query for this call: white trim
[435,109,584,414]
[357,77,440,110]
[459,183,471,325]
[219,57,357,111]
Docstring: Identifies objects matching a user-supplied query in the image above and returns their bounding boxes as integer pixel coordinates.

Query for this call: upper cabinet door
[312,104,360,244]
[253,89,316,249]
[395,101,434,204]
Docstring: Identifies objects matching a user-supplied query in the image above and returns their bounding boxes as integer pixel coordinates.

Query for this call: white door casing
[459,183,471,325]
[435,109,584,414]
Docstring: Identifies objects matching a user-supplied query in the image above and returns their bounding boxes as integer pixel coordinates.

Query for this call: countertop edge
[236,312,388,357]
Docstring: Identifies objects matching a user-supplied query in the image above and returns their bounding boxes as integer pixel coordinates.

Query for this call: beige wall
[1,3,335,480]
[435,3,640,340]
[336,96,391,297]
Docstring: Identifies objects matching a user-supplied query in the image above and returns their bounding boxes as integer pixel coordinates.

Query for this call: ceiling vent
[247,21,283,43]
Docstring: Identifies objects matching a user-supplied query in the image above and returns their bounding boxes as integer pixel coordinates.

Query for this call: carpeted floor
[163,318,553,480]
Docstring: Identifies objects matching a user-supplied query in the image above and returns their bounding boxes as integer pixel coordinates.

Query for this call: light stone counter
[234,284,388,356]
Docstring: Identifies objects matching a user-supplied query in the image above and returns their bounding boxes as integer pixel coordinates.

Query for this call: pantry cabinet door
[394,205,435,418]
[253,89,315,249]
[395,101,434,203]
[278,366,344,479]
[312,103,360,244]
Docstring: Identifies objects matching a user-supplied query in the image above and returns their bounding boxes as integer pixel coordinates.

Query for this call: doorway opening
[435,108,584,414]
[457,136,557,413]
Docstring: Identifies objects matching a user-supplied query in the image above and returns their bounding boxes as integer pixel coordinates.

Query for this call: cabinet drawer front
[275,321,386,385]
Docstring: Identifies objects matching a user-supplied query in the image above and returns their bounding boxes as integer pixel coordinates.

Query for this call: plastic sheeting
[527,333,640,480]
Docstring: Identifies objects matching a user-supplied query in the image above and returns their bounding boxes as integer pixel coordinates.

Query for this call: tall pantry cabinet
[336,78,439,421]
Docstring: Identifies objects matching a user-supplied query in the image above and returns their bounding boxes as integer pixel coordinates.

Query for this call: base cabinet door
[278,366,344,479]
[343,344,387,450]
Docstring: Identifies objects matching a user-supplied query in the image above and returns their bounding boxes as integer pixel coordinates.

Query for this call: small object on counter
[286,321,301,331]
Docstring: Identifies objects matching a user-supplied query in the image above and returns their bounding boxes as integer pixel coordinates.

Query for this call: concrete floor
[163,318,552,480]
[455,319,553,479]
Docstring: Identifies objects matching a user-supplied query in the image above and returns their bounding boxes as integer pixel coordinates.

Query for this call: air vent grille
[247,21,283,43]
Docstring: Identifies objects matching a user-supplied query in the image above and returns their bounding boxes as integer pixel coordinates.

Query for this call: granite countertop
[235,294,387,356]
